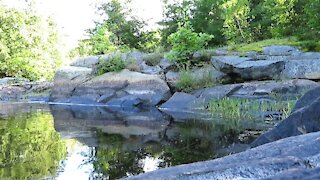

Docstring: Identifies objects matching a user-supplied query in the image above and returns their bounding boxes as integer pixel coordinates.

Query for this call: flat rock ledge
[125,131,320,180]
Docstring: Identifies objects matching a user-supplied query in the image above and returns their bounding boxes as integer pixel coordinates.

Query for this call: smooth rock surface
[50,66,93,101]
[293,86,320,112]
[281,59,320,80]
[262,45,299,56]
[126,131,320,180]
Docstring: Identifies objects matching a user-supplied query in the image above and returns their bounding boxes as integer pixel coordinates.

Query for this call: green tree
[191,0,225,45]
[159,0,195,47]
[222,0,252,44]
[261,0,297,37]
[0,3,62,80]
[165,23,214,66]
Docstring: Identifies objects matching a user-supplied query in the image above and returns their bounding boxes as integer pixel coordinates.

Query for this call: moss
[142,52,164,66]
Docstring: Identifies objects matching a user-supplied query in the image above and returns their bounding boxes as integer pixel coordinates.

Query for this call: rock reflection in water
[51,104,258,179]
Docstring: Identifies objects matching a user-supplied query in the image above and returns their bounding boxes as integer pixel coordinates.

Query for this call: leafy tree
[191,0,225,45]
[165,23,213,66]
[159,0,195,47]
[261,0,297,37]
[222,0,252,44]
[0,3,62,80]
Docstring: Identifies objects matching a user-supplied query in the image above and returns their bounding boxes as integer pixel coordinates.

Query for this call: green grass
[228,38,301,52]
[176,69,216,92]
[228,37,320,52]
[208,97,296,121]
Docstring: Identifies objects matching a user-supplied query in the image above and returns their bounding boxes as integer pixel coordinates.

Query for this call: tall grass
[176,70,216,92]
[208,97,296,121]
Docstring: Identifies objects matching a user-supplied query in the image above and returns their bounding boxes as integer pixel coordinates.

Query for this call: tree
[222,0,252,44]
[0,3,62,80]
[191,0,225,45]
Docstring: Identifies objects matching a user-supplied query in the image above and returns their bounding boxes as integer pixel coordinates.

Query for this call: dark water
[0,103,268,180]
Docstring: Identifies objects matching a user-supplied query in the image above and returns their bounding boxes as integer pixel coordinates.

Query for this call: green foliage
[90,25,116,55]
[222,0,252,44]
[96,55,126,75]
[191,0,225,45]
[0,3,62,80]
[165,24,213,65]
[0,112,66,179]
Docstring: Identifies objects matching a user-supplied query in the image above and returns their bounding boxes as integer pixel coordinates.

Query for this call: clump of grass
[96,55,126,75]
[176,70,216,92]
[208,97,296,121]
[142,52,164,66]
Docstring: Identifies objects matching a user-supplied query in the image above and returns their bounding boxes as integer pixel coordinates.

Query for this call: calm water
[0,103,266,180]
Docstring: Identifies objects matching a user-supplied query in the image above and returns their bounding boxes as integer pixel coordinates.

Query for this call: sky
[2,0,165,50]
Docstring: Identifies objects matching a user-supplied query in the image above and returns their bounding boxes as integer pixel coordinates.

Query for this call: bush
[165,25,213,67]
[96,55,126,75]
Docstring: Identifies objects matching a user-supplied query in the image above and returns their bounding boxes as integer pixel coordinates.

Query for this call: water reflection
[0,103,264,180]
[0,104,66,179]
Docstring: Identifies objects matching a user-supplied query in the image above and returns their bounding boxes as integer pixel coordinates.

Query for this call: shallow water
[0,103,266,180]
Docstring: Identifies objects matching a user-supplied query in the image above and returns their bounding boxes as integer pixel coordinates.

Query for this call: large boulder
[211,56,285,80]
[52,69,171,106]
[281,59,320,80]
[50,66,93,100]
[193,84,242,103]
[251,93,320,147]
[231,79,319,98]
[262,45,300,56]
[126,131,320,180]
[293,86,320,112]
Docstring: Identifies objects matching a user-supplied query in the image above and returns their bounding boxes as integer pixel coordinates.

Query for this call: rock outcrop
[252,86,320,147]
[126,131,320,180]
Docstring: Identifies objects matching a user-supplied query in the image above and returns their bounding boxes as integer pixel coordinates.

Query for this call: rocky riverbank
[2,45,320,178]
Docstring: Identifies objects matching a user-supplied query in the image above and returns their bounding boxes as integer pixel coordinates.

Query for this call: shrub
[96,55,126,75]
[165,24,213,67]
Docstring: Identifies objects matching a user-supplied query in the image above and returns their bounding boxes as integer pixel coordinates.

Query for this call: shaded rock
[126,132,320,180]
[211,56,251,73]
[70,56,100,68]
[106,95,143,107]
[233,60,285,80]
[140,62,163,75]
[263,45,299,56]
[165,70,179,90]
[293,86,320,112]
[231,79,318,98]
[193,84,242,103]
[0,77,30,85]
[212,56,285,80]
[160,92,200,110]
[192,66,227,82]
[251,95,320,147]
[159,58,174,72]
[67,69,171,106]
[50,66,93,101]
[193,50,217,61]
[281,59,320,80]
[263,167,320,180]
